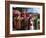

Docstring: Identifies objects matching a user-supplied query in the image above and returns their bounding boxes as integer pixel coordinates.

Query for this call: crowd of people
[13,9,40,30]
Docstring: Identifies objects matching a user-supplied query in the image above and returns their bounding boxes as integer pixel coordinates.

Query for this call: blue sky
[27,8,40,14]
